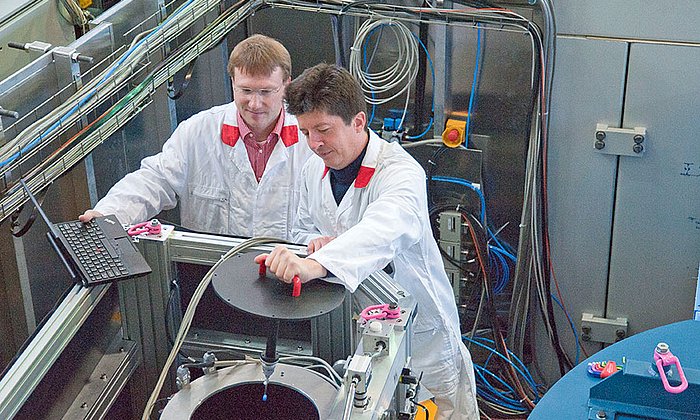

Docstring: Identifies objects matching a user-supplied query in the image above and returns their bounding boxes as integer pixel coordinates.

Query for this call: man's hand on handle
[255,245,327,284]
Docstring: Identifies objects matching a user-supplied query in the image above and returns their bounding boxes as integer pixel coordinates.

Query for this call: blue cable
[474,364,517,398]
[429,176,485,224]
[489,245,510,294]
[428,173,516,293]
[471,336,536,381]
[487,228,517,261]
[359,24,436,139]
[465,24,482,149]
[464,335,539,393]
[0,0,194,168]
[551,293,581,365]
[473,377,528,412]
[487,249,501,293]
[362,26,383,129]
[473,368,527,411]
[405,34,435,139]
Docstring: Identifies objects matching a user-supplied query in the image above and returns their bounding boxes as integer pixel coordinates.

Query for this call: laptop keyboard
[57,220,129,282]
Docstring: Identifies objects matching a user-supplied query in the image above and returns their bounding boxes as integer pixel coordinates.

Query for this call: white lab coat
[293,131,479,419]
[94,102,313,240]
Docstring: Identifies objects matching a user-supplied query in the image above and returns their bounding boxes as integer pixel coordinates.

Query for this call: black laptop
[20,180,152,286]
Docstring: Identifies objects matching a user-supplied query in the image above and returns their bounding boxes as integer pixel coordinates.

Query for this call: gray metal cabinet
[545,3,700,384]
[547,36,627,357]
[607,43,700,332]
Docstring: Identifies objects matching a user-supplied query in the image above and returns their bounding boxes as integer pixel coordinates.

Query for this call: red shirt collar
[237,109,285,143]
[222,107,298,148]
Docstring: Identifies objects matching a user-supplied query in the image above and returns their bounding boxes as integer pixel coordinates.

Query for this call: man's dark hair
[285,63,367,126]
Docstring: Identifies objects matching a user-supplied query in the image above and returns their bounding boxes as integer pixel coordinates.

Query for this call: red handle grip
[258,257,302,297]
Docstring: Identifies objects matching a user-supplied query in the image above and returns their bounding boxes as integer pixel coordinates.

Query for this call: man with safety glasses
[80,35,313,240]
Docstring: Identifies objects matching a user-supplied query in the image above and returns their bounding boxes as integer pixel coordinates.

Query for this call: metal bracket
[0,107,20,143]
[594,124,647,157]
[581,313,629,344]
[8,40,53,54]
[52,46,99,206]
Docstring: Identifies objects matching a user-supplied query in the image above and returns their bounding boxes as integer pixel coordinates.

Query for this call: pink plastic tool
[127,219,162,236]
[360,304,401,321]
[653,342,688,394]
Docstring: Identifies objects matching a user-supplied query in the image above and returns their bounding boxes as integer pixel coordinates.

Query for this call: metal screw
[633,134,644,144]
[397,291,405,297]
[297,346,303,351]
[595,139,606,150]
[582,334,591,342]
[633,144,644,153]
[615,329,626,341]
[80,402,88,409]
[656,342,669,354]
[582,326,591,334]
[595,131,606,141]
[100,373,107,380]
[596,410,607,419]
[244,339,251,344]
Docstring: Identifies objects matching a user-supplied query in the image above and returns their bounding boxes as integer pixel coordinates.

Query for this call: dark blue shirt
[330,145,368,205]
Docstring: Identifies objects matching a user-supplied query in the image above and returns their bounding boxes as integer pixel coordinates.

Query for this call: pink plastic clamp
[653,342,688,394]
[127,219,162,237]
[360,304,401,321]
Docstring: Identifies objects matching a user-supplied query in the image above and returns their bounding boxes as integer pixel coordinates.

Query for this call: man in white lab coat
[256,64,478,419]
[79,35,313,240]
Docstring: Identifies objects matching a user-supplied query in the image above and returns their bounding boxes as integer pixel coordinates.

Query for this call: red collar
[322,165,376,188]
[221,111,298,148]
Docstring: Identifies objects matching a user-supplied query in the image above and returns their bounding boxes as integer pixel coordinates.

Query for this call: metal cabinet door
[547,36,628,348]
[607,43,700,333]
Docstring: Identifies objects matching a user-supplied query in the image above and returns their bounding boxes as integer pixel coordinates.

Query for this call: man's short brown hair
[285,63,367,126]
[227,34,291,80]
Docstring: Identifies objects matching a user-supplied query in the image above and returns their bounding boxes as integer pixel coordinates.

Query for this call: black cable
[538,188,574,372]
[414,4,429,135]
[428,205,479,277]
[330,15,345,67]
[10,185,49,237]
[164,278,194,362]
[528,44,573,372]
[425,146,449,206]
[335,0,387,68]
[153,396,172,412]
[167,59,197,100]
[413,400,429,420]
[466,214,537,410]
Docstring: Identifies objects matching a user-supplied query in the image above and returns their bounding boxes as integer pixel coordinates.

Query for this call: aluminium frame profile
[0,283,110,419]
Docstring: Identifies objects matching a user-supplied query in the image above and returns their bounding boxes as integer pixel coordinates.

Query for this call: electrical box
[438,211,463,300]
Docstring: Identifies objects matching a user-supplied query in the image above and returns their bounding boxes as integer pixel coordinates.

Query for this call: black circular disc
[211,251,346,320]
